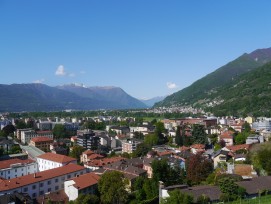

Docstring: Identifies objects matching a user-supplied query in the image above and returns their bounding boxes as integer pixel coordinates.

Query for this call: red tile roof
[37,152,76,163]
[85,157,124,167]
[88,153,104,160]
[226,144,251,153]
[82,150,94,155]
[71,172,100,189]
[31,136,53,143]
[190,144,205,149]
[0,163,85,191]
[0,158,35,169]
[179,146,190,152]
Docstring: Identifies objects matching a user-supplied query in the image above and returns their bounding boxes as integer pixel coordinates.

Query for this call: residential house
[84,156,124,171]
[64,172,100,201]
[219,131,234,146]
[20,130,53,144]
[212,149,230,168]
[76,129,100,150]
[122,139,142,154]
[246,135,264,144]
[190,144,205,154]
[227,164,257,179]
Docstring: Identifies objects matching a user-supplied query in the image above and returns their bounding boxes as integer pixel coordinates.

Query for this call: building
[0,158,38,179]
[37,153,77,172]
[0,163,87,199]
[122,140,142,154]
[20,130,53,144]
[64,172,100,201]
[16,128,32,141]
[29,137,53,152]
[76,129,100,150]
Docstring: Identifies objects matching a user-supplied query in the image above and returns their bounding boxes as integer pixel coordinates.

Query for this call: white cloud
[55,65,66,76]
[166,82,178,89]
[33,79,45,84]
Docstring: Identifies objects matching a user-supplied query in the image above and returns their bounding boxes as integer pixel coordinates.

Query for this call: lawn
[225,195,271,204]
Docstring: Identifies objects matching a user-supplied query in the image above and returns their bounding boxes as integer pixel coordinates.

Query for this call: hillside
[204,61,271,117]
[0,83,147,112]
[155,47,271,108]
[140,96,166,107]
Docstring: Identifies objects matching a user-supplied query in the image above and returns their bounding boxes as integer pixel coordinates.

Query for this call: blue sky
[1,1,271,99]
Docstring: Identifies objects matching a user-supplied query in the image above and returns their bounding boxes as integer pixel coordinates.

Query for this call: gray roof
[237,176,271,195]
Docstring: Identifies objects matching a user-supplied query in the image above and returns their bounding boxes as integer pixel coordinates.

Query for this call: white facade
[0,164,87,199]
[20,130,53,144]
[0,160,38,179]
[37,157,77,172]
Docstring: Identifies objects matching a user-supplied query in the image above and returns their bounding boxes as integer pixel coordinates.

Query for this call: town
[0,111,270,204]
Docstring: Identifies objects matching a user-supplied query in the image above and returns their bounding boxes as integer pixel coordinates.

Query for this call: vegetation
[161,189,193,204]
[98,171,129,204]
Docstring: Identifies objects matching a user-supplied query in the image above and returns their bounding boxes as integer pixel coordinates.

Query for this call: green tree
[235,132,250,145]
[98,171,129,204]
[15,120,27,129]
[175,126,183,146]
[218,177,245,201]
[254,147,271,175]
[2,125,16,136]
[191,124,207,144]
[155,121,167,144]
[53,124,66,139]
[161,189,193,204]
[72,193,99,204]
[144,134,159,146]
[69,145,84,161]
[196,194,210,204]
[132,143,151,158]
[9,145,22,154]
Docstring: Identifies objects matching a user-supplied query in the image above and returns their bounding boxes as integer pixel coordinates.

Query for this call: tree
[175,126,183,146]
[254,147,271,175]
[132,143,151,158]
[2,125,16,137]
[144,133,159,146]
[155,122,167,144]
[53,124,66,139]
[15,120,27,129]
[186,153,213,185]
[9,145,22,154]
[218,177,245,201]
[98,171,129,204]
[161,189,193,204]
[69,145,84,161]
[235,132,249,145]
[72,193,99,204]
[196,194,210,204]
[208,134,218,146]
[191,124,207,144]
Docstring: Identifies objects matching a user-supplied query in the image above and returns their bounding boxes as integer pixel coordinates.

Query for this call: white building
[37,152,77,172]
[0,163,87,199]
[64,172,100,201]
[20,130,53,144]
[0,158,38,179]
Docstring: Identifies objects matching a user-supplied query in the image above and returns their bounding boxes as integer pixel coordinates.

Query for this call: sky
[1,1,271,99]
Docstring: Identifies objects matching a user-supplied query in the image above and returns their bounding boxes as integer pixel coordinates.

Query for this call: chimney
[34,173,37,178]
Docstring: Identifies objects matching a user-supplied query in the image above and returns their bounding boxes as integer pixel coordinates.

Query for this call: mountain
[57,84,147,109]
[155,47,271,109]
[140,96,166,107]
[204,61,271,116]
[0,83,147,112]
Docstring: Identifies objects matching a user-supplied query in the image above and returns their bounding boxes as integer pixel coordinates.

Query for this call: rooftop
[37,152,76,163]
[0,158,35,170]
[0,163,85,191]
[30,136,53,143]
[70,172,100,189]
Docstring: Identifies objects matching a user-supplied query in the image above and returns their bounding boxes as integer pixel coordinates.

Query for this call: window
[67,175,71,179]
[32,185,36,189]
[23,187,28,192]
[39,191,44,195]
[55,178,58,183]
[39,183,43,187]
[32,193,36,198]
[48,188,51,192]
[55,186,59,191]
[47,180,51,185]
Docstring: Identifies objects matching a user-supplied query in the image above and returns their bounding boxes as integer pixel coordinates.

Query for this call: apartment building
[29,137,53,152]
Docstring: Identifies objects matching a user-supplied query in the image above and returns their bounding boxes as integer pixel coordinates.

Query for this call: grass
[225,194,271,204]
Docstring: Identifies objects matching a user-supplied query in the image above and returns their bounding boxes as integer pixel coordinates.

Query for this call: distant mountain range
[0,83,147,112]
[140,96,166,107]
[155,47,271,116]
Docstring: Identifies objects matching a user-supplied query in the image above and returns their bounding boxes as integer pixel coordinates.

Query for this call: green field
[225,195,271,204]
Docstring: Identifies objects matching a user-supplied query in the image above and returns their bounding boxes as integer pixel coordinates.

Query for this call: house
[219,131,234,146]
[237,176,271,198]
[227,164,257,179]
[37,153,77,172]
[20,130,53,144]
[64,172,100,201]
[0,192,33,204]
[190,144,205,154]
[212,149,230,168]
[84,156,124,171]
[29,136,53,152]
[0,158,38,179]
[0,163,87,199]
[160,183,222,203]
[110,126,130,135]
[246,135,264,144]
[80,150,104,163]
[223,144,251,153]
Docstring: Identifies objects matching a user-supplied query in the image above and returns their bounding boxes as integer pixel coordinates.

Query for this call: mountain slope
[140,96,166,107]
[57,84,147,109]
[0,83,146,112]
[155,48,271,107]
[205,61,271,116]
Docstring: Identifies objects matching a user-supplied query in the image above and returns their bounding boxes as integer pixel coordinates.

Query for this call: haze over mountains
[0,83,147,112]
[155,47,271,116]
